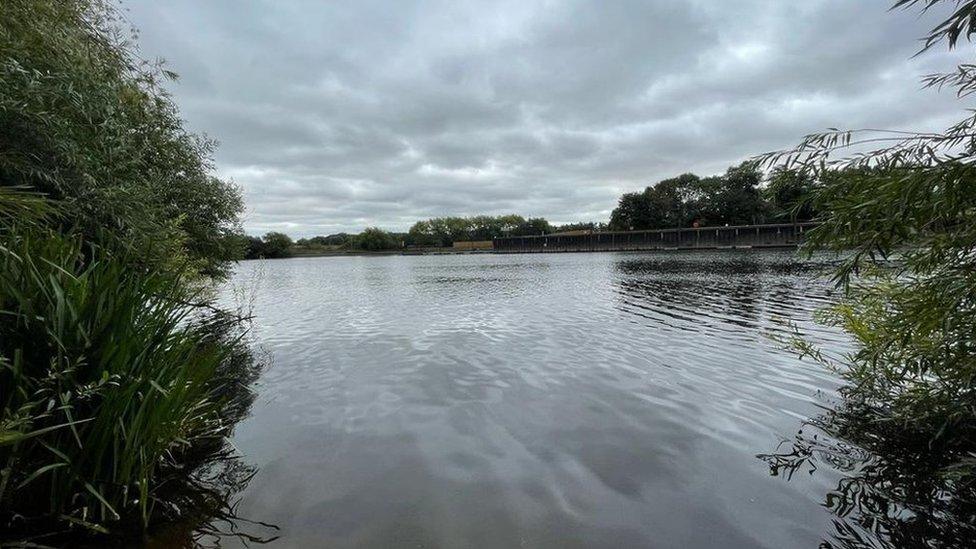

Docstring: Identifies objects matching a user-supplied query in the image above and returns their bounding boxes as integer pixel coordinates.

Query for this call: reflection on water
[143,313,279,548]
[216,251,883,548]
[760,396,976,548]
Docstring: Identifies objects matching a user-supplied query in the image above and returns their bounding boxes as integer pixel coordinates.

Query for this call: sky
[125,0,967,237]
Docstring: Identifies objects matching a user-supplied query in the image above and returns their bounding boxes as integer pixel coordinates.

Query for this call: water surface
[219,250,849,548]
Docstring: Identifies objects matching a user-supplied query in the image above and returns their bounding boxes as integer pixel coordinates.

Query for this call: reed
[0,225,254,539]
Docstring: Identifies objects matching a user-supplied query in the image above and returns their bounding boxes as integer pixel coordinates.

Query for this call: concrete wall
[492,223,817,253]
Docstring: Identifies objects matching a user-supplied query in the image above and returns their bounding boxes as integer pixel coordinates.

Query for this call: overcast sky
[125,0,965,237]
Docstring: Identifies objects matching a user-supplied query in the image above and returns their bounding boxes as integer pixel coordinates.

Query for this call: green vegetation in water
[1,0,267,544]
[759,0,976,545]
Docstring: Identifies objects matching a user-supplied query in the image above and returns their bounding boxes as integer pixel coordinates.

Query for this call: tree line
[245,216,611,257]
[245,165,822,257]
[608,162,820,231]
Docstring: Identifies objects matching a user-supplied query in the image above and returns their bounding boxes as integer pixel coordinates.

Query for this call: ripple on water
[220,250,848,548]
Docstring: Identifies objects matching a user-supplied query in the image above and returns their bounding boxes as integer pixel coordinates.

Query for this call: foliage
[352,227,401,251]
[261,232,293,258]
[758,0,976,497]
[763,167,821,221]
[0,0,263,542]
[0,0,244,279]
[408,214,553,246]
[244,231,293,259]
[552,221,608,233]
[760,396,976,547]
[0,224,261,540]
[608,162,769,230]
[298,233,352,247]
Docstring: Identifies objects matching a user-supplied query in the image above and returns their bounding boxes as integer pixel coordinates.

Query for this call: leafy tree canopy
[608,162,776,231]
[0,0,244,278]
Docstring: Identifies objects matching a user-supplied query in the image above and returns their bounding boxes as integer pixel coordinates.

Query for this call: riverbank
[272,247,495,259]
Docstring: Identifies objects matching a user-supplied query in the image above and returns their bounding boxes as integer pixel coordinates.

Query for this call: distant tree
[408,214,547,245]
[764,168,819,221]
[243,235,266,259]
[610,173,700,230]
[610,163,766,229]
[609,191,648,231]
[649,173,698,228]
[352,227,400,250]
[553,221,607,233]
[710,162,765,225]
[259,232,293,258]
[513,217,552,236]
[319,233,352,246]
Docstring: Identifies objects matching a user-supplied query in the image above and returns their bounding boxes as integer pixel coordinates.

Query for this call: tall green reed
[0,225,255,539]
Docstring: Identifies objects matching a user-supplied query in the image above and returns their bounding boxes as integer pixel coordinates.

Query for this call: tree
[609,191,648,230]
[513,217,552,236]
[649,174,697,228]
[0,0,244,278]
[262,232,293,258]
[352,227,400,250]
[313,233,352,246]
[715,162,765,225]
[244,235,266,259]
[759,0,976,466]
[0,1,260,541]
[553,221,607,233]
[763,167,819,221]
[608,167,766,230]
[408,214,549,244]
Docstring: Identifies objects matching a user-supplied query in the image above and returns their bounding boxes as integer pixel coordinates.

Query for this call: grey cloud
[125,0,969,236]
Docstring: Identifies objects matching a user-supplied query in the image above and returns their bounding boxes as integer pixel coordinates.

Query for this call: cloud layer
[126,0,967,236]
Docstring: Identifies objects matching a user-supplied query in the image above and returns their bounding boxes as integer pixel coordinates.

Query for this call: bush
[244,232,294,259]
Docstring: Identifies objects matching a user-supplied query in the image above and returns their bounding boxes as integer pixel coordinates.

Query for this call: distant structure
[452,240,494,251]
[492,223,816,253]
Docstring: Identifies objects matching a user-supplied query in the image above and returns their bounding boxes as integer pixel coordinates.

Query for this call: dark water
[217,250,853,548]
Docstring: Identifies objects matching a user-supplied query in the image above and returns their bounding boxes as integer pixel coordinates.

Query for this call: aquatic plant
[760,395,976,548]
[0,221,264,542]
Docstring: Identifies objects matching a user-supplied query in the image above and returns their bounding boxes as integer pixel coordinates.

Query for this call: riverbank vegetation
[608,163,820,231]
[245,231,294,259]
[1,0,262,544]
[250,166,821,258]
[759,0,976,543]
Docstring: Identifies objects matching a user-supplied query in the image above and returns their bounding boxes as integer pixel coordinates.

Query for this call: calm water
[217,250,851,548]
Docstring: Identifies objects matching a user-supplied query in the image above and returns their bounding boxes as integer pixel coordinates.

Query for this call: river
[214,250,852,548]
